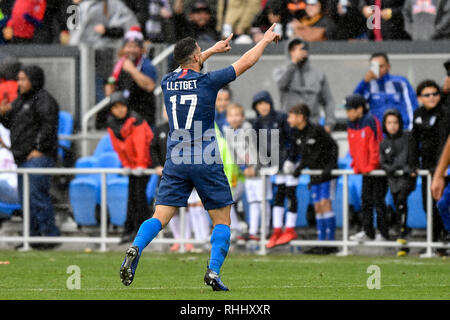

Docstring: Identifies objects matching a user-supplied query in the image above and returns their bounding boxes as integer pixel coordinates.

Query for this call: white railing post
[258,173,267,255]
[20,172,31,252]
[422,173,434,258]
[179,207,186,253]
[99,172,108,252]
[339,173,349,256]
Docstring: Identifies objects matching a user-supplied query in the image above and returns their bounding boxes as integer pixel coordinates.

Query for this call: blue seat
[0,202,21,218]
[331,177,343,228]
[107,176,129,227]
[69,178,99,226]
[407,177,426,229]
[93,134,115,157]
[58,111,74,160]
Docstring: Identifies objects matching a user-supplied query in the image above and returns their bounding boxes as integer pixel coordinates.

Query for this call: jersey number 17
[169,94,198,130]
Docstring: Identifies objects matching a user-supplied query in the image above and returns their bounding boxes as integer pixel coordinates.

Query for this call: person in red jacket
[3,0,46,43]
[106,91,154,243]
[345,94,389,242]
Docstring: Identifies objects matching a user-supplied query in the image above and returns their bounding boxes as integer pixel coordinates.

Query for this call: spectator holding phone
[354,52,418,130]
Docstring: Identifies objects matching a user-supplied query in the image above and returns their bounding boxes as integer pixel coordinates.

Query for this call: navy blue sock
[132,218,162,254]
[208,224,230,275]
[316,215,326,240]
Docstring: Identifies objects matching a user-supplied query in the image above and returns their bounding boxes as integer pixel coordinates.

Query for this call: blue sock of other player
[324,211,336,240]
[132,218,163,254]
[208,224,230,275]
[316,214,326,240]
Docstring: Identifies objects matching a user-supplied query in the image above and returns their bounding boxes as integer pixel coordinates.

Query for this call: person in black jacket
[380,109,418,256]
[412,80,450,254]
[0,65,60,245]
[285,104,338,254]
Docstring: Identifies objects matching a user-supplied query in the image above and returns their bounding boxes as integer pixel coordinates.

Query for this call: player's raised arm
[200,33,234,63]
[232,23,280,77]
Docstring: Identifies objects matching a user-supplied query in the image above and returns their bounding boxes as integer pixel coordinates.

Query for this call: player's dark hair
[370,52,390,64]
[289,104,310,119]
[288,38,308,52]
[416,79,441,96]
[174,37,198,66]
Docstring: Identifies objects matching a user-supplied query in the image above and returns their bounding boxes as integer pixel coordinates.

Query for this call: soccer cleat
[397,249,408,257]
[275,228,298,246]
[204,268,229,291]
[349,231,371,242]
[169,243,180,252]
[120,246,140,286]
[266,229,283,249]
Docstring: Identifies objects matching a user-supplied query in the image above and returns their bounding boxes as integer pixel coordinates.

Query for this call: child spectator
[286,104,338,254]
[380,109,418,256]
[106,91,154,243]
[412,80,450,254]
[215,86,232,134]
[345,94,389,242]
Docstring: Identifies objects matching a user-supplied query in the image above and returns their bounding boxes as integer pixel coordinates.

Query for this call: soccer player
[120,24,281,291]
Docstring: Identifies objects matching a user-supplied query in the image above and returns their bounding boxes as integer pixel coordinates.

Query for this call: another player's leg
[267,183,286,248]
[276,185,299,246]
[204,205,231,291]
[120,205,177,286]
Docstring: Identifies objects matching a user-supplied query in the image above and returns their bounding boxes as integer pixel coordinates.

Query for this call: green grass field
[0,251,448,300]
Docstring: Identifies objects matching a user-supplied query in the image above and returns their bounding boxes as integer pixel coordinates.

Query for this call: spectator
[215,86,232,134]
[106,91,154,243]
[287,0,307,19]
[251,0,292,43]
[291,0,337,41]
[345,94,389,242]
[186,189,210,252]
[285,104,338,254]
[327,0,367,40]
[2,0,46,44]
[0,56,21,105]
[412,80,450,254]
[68,0,138,48]
[103,26,158,128]
[32,0,71,44]
[144,0,173,43]
[380,109,418,256]
[220,0,264,40]
[122,0,150,33]
[0,65,60,246]
[361,0,411,41]
[354,52,418,130]
[0,124,19,204]
[274,38,336,132]
[0,0,15,44]
[173,0,219,42]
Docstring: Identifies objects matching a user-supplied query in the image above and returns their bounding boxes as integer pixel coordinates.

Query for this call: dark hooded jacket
[0,65,59,164]
[251,90,291,171]
[380,109,417,194]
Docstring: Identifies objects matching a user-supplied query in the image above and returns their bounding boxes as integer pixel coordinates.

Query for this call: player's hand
[122,59,136,73]
[263,23,281,44]
[431,175,445,201]
[27,150,44,160]
[364,70,377,83]
[155,166,163,176]
[213,33,233,54]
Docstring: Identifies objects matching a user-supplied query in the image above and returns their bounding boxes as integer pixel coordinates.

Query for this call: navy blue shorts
[310,180,336,204]
[155,159,234,211]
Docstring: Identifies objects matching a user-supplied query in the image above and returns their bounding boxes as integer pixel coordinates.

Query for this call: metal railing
[0,168,447,257]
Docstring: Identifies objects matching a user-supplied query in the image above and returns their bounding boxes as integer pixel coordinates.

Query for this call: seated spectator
[2,0,46,44]
[327,0,367,40]
[173,0,219,42]
[403,0,450,40]
[106,91,154,243]
[68,0,139,48]
[144,0,173,43]
[291,0,337,41]
[221,0,261,39]
[215,86,232,134]
[361,0,411,41]
[0,124,19,204]
[103,26,158,129]
[354,52,418,130]
[251,0,292,42]
[0,65,60,245]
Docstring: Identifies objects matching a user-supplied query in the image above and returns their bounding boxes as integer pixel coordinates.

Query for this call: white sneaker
[349,231,370,242]
[375,234,387,242]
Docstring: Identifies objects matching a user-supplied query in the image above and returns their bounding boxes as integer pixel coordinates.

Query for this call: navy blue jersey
[161,66,236,164]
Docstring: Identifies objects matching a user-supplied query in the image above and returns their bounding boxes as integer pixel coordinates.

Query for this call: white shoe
[375,234,387,242]
[349,231,370,242]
